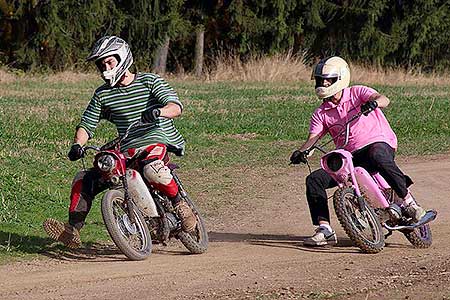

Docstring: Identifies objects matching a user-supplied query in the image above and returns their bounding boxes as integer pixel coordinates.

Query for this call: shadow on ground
[0,230,200,262]
[208,231,362,254]
[0,230,128,262]
[206,231,415,254]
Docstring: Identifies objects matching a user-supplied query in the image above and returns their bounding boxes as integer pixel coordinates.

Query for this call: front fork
[341,176,368,214]
[356,195,368,213]
[121,174,137,224]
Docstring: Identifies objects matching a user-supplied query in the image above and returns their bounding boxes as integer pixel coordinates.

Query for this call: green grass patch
[0,78,449,262]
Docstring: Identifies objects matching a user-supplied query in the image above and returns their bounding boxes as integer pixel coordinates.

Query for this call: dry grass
[206,52,311,83]
[1,55,450,86]
[350,64,450,86]
[205,53,450,86]
[0,69,97,84]
[43,71,97,83]
[0,69,16,84]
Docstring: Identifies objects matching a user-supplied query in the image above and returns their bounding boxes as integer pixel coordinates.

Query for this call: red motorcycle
[81,121,208,260]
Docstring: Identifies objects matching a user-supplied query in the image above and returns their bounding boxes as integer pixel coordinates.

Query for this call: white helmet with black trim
[87,36,133,87]
[312,56,350,99]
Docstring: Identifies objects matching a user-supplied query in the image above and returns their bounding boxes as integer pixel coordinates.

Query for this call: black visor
[315,76,338,88]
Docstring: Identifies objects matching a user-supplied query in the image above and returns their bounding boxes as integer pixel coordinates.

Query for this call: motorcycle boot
[403,202,426,223]
[402,194,426,223]
[43,218,81,249]
[171,194,197,232]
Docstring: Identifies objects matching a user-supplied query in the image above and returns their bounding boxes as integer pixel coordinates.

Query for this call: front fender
[126,170,159,218]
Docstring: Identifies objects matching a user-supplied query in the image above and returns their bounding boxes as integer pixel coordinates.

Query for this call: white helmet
[87,36,133,87]
[312,56,350,99]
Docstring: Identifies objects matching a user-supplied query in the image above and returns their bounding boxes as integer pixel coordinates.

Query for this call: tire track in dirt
[1,155,449,300]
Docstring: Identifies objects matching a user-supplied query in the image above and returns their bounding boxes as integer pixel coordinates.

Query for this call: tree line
[0,0,449,74]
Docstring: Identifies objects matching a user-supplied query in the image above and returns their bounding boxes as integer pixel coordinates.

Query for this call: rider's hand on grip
[361,100,378,116]
[68,143,84,161]
[142,108,161,123]
[290,150,307,165]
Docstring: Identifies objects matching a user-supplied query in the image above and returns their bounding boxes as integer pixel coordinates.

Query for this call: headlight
[326,153,343,172]
[96,154,116,172]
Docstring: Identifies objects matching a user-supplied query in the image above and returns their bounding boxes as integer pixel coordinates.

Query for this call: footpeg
[384,210,437,231]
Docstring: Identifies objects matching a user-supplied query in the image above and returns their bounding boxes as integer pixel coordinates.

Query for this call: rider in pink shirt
[310,85,398,152]
[290,56,426,247]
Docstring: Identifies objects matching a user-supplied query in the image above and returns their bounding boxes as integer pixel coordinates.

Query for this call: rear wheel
[402,224,433,248]
[177,194,209,254]
[174,175,208,254]
[399,195,433,248]
[101,189,152,260]
[334,187,385,253]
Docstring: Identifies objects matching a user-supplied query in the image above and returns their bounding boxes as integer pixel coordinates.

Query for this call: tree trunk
[153,36,170,74]
[194,26,204,77]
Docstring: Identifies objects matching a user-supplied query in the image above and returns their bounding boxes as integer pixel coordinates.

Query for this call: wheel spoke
[335,188,384,252]
[111,198,148,252]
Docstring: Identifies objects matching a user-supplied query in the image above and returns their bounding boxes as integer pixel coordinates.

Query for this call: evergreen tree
[115,0,184,70]
[396,0,450,70]
[0,0,39,68]
[1,0,123,70]
[1,0,450,72]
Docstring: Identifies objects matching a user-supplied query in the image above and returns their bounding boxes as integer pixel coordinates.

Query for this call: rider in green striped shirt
[43,36,196,248]
[78,72,185,152]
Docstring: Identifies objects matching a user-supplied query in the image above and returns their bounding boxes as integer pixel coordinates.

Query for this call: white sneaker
[304,226,337,246]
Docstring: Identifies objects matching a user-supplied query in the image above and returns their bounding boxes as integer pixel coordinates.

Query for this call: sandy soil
[1,155,449,300]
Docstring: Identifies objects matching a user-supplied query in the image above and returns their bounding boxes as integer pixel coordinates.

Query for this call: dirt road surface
[1,155,449,300]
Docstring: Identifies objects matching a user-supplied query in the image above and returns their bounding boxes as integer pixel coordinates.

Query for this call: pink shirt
[309,85,397,152]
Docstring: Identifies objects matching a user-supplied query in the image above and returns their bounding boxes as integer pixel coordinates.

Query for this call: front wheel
[333,187,385,253]
[101,189,152,260]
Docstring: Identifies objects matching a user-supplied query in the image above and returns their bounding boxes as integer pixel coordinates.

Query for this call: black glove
[361,100,378,116]
[142,108,161,123]
[290,150,307,164]
[68,143,84,161]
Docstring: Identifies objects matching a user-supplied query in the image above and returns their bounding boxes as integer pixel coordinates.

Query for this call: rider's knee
[142,159,173,185]
[306,170,323,186]
[368,143,393,162]
[72,170,87,186]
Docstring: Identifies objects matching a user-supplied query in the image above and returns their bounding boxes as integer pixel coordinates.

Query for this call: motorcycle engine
[387,203,402,221]
[165,212,179,231]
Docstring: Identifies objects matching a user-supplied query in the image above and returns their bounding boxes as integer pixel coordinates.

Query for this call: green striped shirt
[77,73,185,151]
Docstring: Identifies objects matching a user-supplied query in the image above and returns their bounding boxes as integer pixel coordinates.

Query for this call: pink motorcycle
[81,121,208,260]
[302,111,437,253]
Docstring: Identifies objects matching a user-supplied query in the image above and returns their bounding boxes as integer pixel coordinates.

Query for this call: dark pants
[305,142,410,225]
[69,169,107,229]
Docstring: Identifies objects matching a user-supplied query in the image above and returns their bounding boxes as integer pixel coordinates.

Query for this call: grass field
[0,75,449,262]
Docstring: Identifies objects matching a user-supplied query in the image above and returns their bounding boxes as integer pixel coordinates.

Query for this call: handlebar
[306,110,364,155]
[81,120,147,154]
[78,121,152,170]
[83,145,101,152]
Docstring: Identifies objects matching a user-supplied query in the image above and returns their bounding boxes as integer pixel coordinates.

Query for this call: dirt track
[1,156,450,300]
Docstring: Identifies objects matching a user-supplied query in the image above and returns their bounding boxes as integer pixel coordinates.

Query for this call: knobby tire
[334,187,385,254]
[174,174,208,254]
[102,189,152,261]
